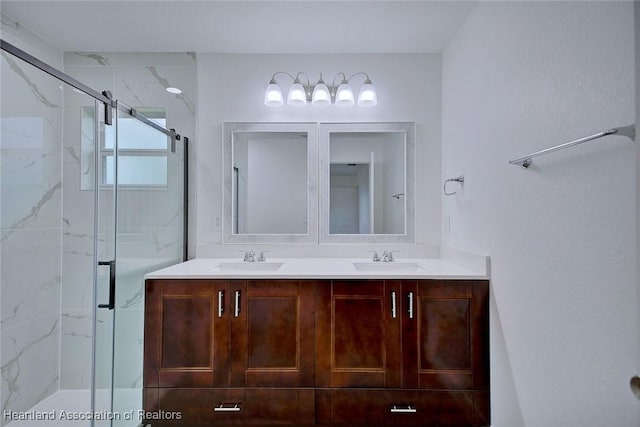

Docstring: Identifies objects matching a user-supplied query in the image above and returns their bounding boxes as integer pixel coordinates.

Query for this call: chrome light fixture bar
[264,72,377,107]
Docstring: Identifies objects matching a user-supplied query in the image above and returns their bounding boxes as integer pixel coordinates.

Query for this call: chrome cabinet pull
[391,291,397,319]
[214,403,241,412]
[234,290,241,317]
[408,292,414,319]
[218,290,224,318]
[390,404,416,413]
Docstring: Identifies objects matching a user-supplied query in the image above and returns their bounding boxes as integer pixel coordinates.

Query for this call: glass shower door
[93,100,116,427]
[94,102,184,426]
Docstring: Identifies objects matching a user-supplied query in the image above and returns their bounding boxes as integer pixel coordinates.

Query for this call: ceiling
[0,1,477,53]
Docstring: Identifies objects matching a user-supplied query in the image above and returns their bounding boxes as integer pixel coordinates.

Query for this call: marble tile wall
[61,52,196,390]
[1,12,197,419]
[0,12,64,424]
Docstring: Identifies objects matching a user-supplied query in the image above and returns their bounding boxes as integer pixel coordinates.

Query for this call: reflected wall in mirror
[223,123,318,243]
[233,132,307,234]
[320,123,415,243]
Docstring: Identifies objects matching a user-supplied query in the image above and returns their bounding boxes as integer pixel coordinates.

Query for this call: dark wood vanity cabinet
[144,278,489,426]
[144,279,316,425]
[315,279,490,426]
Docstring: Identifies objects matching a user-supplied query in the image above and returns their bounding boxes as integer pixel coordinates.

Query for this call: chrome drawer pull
[218,290,224,318]
[214,403,241,412]
[390,404,416,413]
[408,292,414,319]
[391,291,397,319]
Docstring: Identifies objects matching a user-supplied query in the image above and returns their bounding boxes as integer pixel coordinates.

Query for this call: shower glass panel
[94,101,115,427]
[109,104,184,426]
[1,43,185,427]
[1,50,100,426]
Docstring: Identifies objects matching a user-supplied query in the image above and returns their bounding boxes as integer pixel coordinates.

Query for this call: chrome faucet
[370,250,397,262]
[381,250,396,262]
[241,250,267,262]
[242,250,256,262]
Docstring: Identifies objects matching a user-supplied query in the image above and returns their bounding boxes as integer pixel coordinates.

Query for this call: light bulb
[357,81,377,107]
[312,85,330,105]
[287,81,307,107]
[335,82,354,107]
[264,81,284,107]
[312,74,331,106]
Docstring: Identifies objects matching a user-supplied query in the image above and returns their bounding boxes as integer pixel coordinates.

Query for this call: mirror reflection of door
[329,132,405,235]
[330,163,373,234]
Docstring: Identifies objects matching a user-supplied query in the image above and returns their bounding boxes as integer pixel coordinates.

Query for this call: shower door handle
[98,260,115,310]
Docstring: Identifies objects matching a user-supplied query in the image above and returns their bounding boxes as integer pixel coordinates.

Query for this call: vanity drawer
[245,388,315,425]
[316,389,476,426]
[384,391,474,426]
[144,387,314,426]
[143,388,228,426]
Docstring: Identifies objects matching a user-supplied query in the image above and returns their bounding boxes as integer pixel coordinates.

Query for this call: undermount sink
[213,262,284,272]
[352,262,426,272]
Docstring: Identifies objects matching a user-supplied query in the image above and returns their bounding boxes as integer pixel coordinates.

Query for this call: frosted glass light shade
[287,82,307,107]
[264,83,284,106]
[311,82,331,106]
[335,83,354,107]
[357,83,377,107]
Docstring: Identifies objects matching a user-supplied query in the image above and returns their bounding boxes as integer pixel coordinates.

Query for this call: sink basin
[213,262,284,272]
[352,262,426,272]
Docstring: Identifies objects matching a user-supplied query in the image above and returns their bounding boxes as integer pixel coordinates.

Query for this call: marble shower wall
[62,52,196,389]
[0,13,64,422]
[0,12,197,415]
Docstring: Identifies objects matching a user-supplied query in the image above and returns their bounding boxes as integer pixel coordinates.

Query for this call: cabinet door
[316,280,402,388]
[144,279,233,387]
[231,280,316,387]
[402,280,489,391]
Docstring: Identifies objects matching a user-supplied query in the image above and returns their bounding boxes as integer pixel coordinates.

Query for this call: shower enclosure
[1,40,186,426]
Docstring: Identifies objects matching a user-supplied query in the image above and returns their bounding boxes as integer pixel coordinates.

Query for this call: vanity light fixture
[264,72,377,107]
[166,87,182,94]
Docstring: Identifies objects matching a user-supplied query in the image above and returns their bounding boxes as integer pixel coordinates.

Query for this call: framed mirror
[223,122,318,243]
[319,122,415,243]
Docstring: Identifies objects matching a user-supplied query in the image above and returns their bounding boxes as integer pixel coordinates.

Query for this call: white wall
[196,53,441,256]
[246,134,307,234]
[383,132,405,234]
[442,2,637,426]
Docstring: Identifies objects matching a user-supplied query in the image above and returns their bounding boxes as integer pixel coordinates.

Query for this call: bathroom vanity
[142,258,490,426]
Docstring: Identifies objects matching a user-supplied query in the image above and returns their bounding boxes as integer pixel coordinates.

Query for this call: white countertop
[144,257,488,280]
